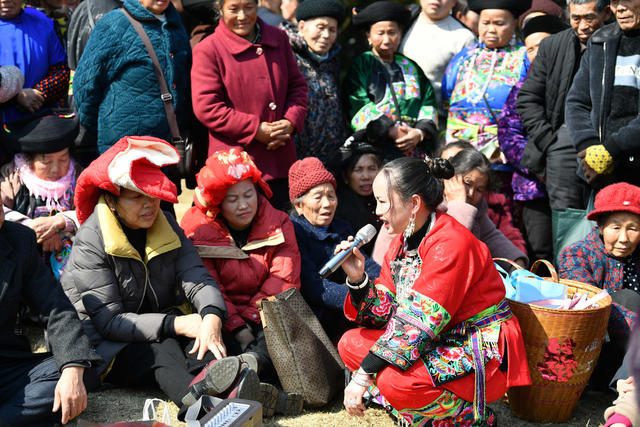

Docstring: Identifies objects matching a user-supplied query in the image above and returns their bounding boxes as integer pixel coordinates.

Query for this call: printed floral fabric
[281,23,348,162]
[559,227,639,342]
[442,42,529,150]
[344,51,437,132]
[537,337,578,382]
[497,79,547,201]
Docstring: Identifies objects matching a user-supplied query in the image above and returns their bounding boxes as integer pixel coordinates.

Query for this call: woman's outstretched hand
[190,313,227,360]
[334,236,366,284]
[343,371,370,417]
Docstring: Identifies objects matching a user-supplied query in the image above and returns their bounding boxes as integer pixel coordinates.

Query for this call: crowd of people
[1,0,640,425]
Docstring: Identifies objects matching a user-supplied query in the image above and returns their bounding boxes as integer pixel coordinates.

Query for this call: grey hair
[568,0,610,13]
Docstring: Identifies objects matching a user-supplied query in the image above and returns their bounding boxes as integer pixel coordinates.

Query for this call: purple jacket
[497,79,547,201]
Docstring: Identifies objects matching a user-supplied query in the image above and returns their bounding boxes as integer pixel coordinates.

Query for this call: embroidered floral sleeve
[352,281,398,328]
[371,290,451,371]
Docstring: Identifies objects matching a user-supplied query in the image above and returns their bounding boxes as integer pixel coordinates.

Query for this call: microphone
[318,224,377,279]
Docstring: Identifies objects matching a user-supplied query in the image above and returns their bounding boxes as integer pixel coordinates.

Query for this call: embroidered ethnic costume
[442,42,529,159]
[338,212,530,426]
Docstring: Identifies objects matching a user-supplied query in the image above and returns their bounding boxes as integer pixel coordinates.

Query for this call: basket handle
[493,257,523,271]
[530,259,559,282]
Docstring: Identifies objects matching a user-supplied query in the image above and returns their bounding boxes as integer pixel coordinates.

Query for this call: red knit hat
[75,136,180,224]
[288,157,336,201]
[194,149,272,219]
[587,183,640,221]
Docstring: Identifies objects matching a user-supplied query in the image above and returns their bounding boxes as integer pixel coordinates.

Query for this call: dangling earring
[403,213,416,240]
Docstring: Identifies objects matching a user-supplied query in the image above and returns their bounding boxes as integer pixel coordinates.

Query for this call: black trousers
[223,321,278,385]
[103,337,212,406]
[521,198,553,262]
[545,126,588,211]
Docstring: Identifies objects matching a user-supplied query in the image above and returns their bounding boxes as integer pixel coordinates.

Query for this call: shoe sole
[276,391,304,416]
[182,357,240,407]
[238,352,259,373]
[235,366,261,401]
[259,383,279,418]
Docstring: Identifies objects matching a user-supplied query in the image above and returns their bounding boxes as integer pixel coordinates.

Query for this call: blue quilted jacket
[73,0,190,153]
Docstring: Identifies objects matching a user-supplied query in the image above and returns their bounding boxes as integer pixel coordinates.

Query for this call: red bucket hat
[288,157,336,201]
[75,136,180,224]
[587,183,640,221]
[194,149,272,219]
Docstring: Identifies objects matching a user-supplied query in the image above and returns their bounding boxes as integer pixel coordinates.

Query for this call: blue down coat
[73,0,190,153]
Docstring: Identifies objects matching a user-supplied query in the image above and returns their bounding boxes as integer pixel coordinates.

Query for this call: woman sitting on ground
[342,1,438,162]
[337,157,530,425]
[288,157,380,341]
[559,183,640,387]
[60,136,251,420]
[180,149,303,417]
[332,133,383,256]
[1,112,81,277]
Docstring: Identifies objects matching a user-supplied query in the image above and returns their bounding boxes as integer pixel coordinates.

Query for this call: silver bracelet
[350,369,373,387]
[346,273,369,290]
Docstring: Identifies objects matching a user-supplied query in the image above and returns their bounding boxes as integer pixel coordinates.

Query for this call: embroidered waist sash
[447,299,513,422]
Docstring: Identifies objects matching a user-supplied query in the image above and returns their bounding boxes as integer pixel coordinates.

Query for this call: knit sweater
[558,227,639,342]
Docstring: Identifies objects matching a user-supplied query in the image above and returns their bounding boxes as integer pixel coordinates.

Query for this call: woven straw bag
[258,288,346,407]
[499,260,612,422]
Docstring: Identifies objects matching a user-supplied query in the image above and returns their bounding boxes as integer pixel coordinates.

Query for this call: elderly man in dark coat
[0,206,101,425]
[517,0,610,209]
[566,0,640,188]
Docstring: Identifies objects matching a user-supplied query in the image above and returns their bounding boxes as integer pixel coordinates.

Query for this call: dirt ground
[72,385,612,426]
[68,185,613,426]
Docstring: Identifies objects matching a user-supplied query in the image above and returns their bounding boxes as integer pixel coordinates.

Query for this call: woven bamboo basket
[502,260,612,423]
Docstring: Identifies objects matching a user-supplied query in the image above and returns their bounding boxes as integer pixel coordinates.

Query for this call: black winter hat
[296,0,346,25]
[521,14,568,40]
[352,1,411,30]
[468,0,532,17]
[2,111,79,154]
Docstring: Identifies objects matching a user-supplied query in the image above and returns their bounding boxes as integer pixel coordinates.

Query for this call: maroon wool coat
[191,18,308,181]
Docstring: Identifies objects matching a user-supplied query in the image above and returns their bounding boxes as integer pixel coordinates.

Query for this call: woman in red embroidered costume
[336,157,530,425]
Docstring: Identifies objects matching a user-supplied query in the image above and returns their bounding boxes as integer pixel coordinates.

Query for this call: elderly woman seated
[1,112,80,277]
[559,183,640,387]
[180,149,303,417]
[288,157,380,341]
[60,136,251,419]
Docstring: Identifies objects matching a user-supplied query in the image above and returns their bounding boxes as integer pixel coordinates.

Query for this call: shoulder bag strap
[121,8,182,144]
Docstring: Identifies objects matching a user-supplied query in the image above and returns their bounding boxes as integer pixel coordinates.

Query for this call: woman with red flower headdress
[180,148,304,417]
[59,136,254,421]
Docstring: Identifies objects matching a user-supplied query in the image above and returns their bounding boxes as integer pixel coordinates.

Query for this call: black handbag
[122,9,203,182]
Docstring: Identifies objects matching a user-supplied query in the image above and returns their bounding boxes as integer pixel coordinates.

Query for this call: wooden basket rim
[507,277,612,315]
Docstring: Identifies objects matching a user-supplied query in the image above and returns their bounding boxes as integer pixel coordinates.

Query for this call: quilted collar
[96,196,181,262]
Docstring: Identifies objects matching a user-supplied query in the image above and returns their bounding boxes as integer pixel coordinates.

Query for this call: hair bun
[429,158,455,180]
